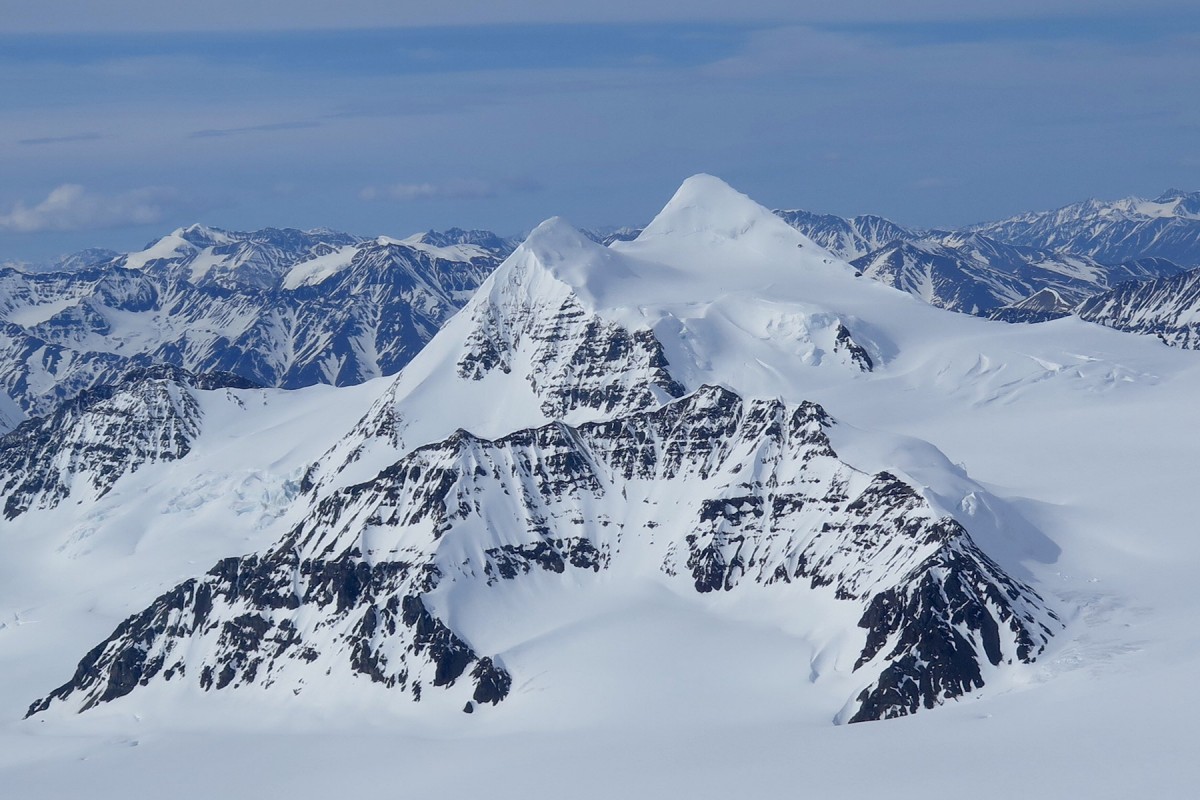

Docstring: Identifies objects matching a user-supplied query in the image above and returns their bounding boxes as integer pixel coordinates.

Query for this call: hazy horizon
[2,4,1198,261]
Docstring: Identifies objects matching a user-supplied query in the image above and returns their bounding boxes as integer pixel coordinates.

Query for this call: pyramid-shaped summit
[638,174,816,246]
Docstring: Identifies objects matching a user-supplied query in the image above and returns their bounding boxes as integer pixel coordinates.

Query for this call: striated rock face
[24,552,510,716]
[28,385,1058,723]
[850,542,1047,722]
[13,183,1070,728]
[456,288,686,418]
[1074,268,1200,349]
[0,364,257,519]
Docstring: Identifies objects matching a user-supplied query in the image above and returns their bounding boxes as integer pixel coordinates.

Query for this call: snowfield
[2,176,1200,798]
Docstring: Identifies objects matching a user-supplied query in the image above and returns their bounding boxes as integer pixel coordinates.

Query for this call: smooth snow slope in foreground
[3,176,1200,798]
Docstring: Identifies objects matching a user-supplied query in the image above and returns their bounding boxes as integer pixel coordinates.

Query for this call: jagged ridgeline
[17,176,1069,726]
[1073,268,1200,348]
[27,386,1059,723]
[0,226,509,419]
[774,204,1193,320]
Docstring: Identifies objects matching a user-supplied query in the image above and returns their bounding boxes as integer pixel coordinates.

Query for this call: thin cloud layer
[360,179,541,202]
[0,184,185,233]
[190,121,322,139]
[0,17,1196,261]
[360,180,497,202]
[17,133,108,146]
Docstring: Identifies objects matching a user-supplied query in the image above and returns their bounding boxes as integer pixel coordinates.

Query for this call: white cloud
[0,184,183,233]
[360,178,540,203]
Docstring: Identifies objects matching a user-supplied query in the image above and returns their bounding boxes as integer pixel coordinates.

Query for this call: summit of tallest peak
[637,174,805,244]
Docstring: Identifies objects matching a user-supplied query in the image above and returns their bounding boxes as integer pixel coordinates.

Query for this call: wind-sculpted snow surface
[0,364,257,520]
[28,386,1058,723]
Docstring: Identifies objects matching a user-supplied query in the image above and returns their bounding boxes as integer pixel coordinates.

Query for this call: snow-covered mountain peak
[123,230,197,270]
[25,378,1059,724]
[16,176,1200,765]
[0,364,259,520]
[304,190,891,495]
[176,223,234,245]
[404,227,516,256]
[1151,189,1200,219]
[514,214,825,323]
[470,216,667,316]
[515,216,595,263]
[930,230,987,250]
[613,176,854,311]
[345,226,512,266]
[773,208,916,261]
[1075,267,1200,348]
[639,174,821,252]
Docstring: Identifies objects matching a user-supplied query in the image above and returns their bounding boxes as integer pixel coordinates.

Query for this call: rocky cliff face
[1074,268,1200,348]
[28,386,1058,722]
[15,178,1067,728]
[0,364,257,519]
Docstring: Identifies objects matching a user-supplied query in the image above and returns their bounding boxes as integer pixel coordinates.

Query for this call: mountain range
[3,177,1200,797]
[775,193,1200,318]
[4,186,1198,433]
[969,189,1200,266]
[0,225,505,420]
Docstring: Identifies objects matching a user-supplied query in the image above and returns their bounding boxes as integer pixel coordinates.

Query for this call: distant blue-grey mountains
[3,187,1199,428]
[968,189,1200,267]
[0,225,508,419]
[774,190,1200,346]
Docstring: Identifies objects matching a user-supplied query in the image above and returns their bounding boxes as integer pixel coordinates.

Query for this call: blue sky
[1,3,1198,261]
